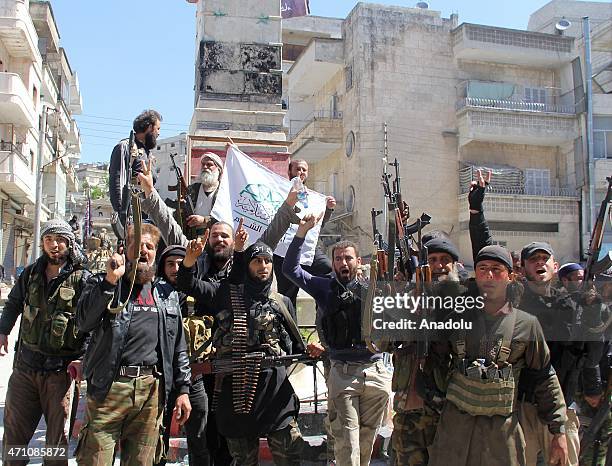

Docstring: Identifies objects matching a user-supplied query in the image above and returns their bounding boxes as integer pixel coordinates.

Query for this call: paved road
[0,315,389,465]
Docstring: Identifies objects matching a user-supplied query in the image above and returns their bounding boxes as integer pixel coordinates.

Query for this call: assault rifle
[108,131,142,314]
[584,176,612,285]
[385,159,431,281]
[191,352,320,377]
[168,152,198,240]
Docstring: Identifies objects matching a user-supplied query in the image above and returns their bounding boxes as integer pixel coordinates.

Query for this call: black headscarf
[244,242,274,302]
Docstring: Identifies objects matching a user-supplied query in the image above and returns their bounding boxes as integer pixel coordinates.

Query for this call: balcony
[0,72,37,128]
[0,142,35,204]
[457,106,577,147]
[0,0,41,61]
[66,163,79,192]
[289,110,343,162]
[53,98,70,136]
[41,64,58,105]
[452,23,574,67]
[287,38,343,97]
[29,0,60,56]
[68,73,82,114]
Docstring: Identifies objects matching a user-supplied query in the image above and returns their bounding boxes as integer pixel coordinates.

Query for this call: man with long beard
[182,152,224,235]
[0,219,89,466]
[109,109,162,240]
[75,223,192,465]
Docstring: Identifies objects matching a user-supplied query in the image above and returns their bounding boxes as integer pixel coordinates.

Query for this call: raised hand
[234,217,248,252]
[184,230,209,267]
[137,159,155,196]
[105,252,126,285]
[326,196,337,210]
[286,186,299,208]
[468,169,492,213]
[296,212,325,238]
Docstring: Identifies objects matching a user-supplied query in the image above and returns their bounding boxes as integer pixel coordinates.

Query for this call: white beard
[200,171,219,191]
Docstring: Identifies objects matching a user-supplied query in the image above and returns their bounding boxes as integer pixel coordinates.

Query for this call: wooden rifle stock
[584,176,612,285]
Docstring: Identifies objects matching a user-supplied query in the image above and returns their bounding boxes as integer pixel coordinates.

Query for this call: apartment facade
[285,1,610,266]
[0,0,81,277]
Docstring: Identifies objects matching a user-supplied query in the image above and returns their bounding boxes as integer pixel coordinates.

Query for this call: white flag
[211,145,326,265]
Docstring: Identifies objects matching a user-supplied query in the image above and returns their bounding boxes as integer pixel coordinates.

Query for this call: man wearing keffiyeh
[0,218,91,466]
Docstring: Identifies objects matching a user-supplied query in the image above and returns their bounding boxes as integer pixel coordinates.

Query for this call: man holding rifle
[75,223,192,465]
[109,109,162,241]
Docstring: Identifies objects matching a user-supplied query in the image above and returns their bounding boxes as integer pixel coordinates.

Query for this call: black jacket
[76,274,191,402]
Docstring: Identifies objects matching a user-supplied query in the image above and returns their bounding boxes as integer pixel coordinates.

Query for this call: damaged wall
[197,41,282,103]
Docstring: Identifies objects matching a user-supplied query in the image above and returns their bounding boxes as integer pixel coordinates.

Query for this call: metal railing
[459,185,578,197]
[457,97,575,114]
[289,109,343,139]
[0,141,27,163]
[456,81,576,115]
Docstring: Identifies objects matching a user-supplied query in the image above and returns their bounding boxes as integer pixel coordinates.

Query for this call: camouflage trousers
[225,419,304,466]
[76,375,163,466]
[577,396,612,466]
[2,367,71,466]
[392,406,440,466]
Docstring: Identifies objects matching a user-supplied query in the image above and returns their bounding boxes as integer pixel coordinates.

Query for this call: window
[525,168,551,195]
[345,65,353,91]
[524,87,546,104]
[170,143,175,148]
[594,116,612,159]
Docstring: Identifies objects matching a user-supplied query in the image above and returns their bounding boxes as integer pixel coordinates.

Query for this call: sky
[47,0,606,163]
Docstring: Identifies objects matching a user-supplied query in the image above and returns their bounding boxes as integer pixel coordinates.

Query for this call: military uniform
[0,257,88,466]
[429,304,567,466]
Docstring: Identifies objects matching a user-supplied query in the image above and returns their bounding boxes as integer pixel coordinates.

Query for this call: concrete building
[72,162,112,237]
[186,0,290,180]
[152,133,188,205]
[528,0,612,258]
[0,0,81,277]
[285,1,611,266]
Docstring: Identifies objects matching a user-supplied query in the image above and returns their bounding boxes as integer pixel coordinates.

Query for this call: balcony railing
[460,184,578,197]
[453,23,574,54]
[289,109,343,139]
[0,140,24,156]
[458,167,578,198]
[457,97,575,115]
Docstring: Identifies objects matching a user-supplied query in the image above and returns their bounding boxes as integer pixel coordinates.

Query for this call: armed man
[390,170,492,466]
[517,242,607,465]
[75,223,192,465]
[137,157,302,465]
[0,219,89,466]
[176,222,308,465]
[283,214,392,466]
[109,109,161,240]
[428,245,569,466]
[155,244,211,466]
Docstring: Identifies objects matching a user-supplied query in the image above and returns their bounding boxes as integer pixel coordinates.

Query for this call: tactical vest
[183,296,214,363]
[445,310,518,417]
[214,292,296,357]
[322,281,363,350]
[21,269,85,357]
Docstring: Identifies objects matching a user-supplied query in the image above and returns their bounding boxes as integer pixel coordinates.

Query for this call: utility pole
[382,122,388,238]
[32,104,49,263]
[583,17,595,242]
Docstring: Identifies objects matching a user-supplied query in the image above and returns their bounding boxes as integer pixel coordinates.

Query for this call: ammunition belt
[222,285,260,414]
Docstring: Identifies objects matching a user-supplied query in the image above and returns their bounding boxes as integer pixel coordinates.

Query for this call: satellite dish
[555,18,571,34]
[416,1,429,9]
